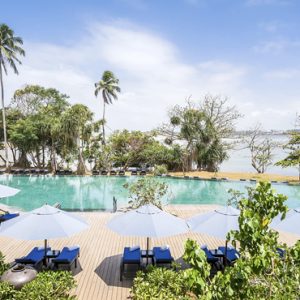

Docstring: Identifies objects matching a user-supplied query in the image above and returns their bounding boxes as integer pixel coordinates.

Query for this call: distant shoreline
[169,171,299,184]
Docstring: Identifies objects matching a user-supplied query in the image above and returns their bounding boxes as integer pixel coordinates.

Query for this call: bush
[0,271,76,300]
[0,281,15,300]
[123,177,169,208]
[130,266,192,300]
[153,164,168,176]
[0,252,9,276]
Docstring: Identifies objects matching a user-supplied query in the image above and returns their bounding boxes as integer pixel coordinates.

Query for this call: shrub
[0,271,76,300]
[0,252,9,276]
[153,164,168,176]
[123,177,169,208]
[0,281,16,300]
[130,266,191,300]
[16,271,76,300]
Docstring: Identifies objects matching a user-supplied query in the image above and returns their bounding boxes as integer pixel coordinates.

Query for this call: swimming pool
[0,175,299,211]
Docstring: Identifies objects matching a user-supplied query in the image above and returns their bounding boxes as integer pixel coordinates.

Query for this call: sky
[1,0,300,132]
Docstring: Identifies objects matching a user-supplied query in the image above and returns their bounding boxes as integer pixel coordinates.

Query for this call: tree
[61,104,93,175]
[0,24,25,168]
[8,118,39,167]
[276,131,300,180]
[11,84,69,116]
[244,125,276,174]
[160,95,240,172]
[123,177,169,209]
[94,71,121,145]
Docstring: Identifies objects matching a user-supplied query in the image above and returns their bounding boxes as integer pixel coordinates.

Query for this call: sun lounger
[276,247,286,258]
[218,246,240,265]
[118,170,125,176]
[153,246,174,266]
[92,170,100,175]
[200,245,219,266]
[101,170,108,175]
[139,170,146,176]
[52,246,80,270]
[0,212,19,223]
[110,170,117,175]
[15,247,50,266]
[131,170,137,175]
[120,246,141,281]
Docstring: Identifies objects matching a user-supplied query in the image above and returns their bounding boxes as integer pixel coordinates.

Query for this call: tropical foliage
[276,131,300,180]
[0,84,99,173]
[0,23,25,168]
[0,270,76,300]
[131,182,300,299]
[123,177,169,209]
[95,70,121,145]
[160,95,241,172]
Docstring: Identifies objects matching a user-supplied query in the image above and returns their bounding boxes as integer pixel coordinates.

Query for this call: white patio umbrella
[188,205,240,264]
[187,206,240,240]
[107,204,189,254]
[271,208,300,236]
[0,204,89,260]
[0,184,20,198]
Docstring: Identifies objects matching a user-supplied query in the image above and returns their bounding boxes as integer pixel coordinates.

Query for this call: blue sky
[2,0,300,130]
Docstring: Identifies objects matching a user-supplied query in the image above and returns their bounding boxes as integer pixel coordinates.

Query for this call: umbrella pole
[224,240,228,267]
[146,237,149,265]
[44,239,48,266]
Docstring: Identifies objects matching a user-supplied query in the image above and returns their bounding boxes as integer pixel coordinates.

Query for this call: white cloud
[263,69,300,79]
[253,39,300,54]
[2,21,298,131]
[246,0,291,6]
[259,21,286,33]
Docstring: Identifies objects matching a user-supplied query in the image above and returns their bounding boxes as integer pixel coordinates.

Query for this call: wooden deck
[0,204,298,300]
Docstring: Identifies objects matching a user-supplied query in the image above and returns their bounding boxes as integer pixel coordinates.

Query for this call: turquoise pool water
[0,175,299,211]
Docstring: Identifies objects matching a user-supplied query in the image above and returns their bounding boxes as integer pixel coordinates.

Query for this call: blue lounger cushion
[201,246,218,263]
[15,247,50,264]
[153,247,173,263]
[0,213,19,222]
[53,247,80,264]
[123,247,141,263]
[218,246,240,263]
[276,247,285,258]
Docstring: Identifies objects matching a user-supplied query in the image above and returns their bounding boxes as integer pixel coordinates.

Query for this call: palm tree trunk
[0,65,9,170]
[102,100,106,145]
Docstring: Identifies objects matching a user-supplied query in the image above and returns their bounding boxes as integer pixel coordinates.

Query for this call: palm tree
[94,71,120,145]
[0,24,25,169]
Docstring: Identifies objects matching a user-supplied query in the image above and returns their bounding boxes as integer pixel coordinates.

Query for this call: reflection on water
[0,175,299,211]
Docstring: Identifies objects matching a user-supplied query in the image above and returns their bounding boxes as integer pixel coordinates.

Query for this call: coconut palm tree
[0,24,25,169]
[94,71,120,145]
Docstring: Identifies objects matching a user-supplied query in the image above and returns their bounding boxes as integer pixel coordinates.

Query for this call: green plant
[0,271,76,300]
[129,182,300,300]
[16,271,76,300]
[153,164,168,175]
[123,177,169,208]
[130,266,191,300]
[0,251,9,276]
[0,281,15,300]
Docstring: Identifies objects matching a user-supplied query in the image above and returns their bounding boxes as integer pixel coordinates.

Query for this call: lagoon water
[0,175,299,211]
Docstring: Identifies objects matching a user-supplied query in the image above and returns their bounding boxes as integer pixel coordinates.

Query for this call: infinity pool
[0,175,299,211]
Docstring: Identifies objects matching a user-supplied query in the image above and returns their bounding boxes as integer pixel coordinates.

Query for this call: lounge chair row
[10,169,50,175]
[92,170,147,176]
[120,246,173,281]
[15,246,80,271]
